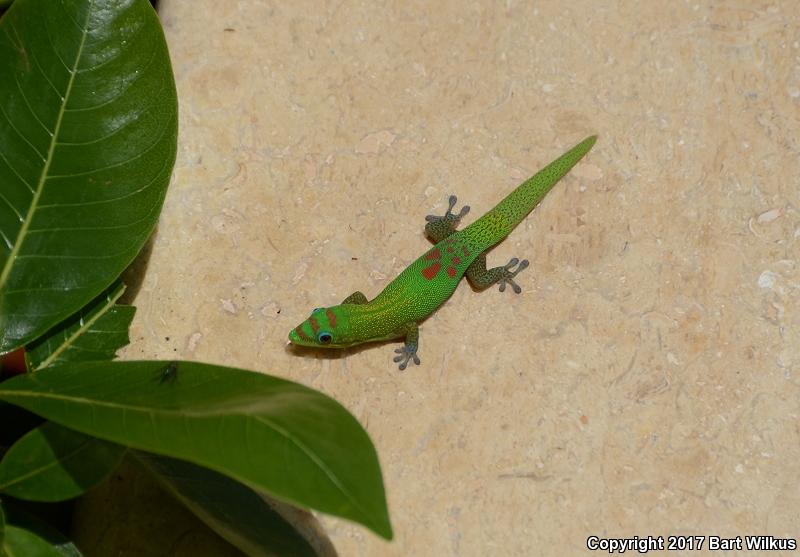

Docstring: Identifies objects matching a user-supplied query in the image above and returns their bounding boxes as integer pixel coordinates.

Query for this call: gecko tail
[464,135,597,249]
[495,134,597,229]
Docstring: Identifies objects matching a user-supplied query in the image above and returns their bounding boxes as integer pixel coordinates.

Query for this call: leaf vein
[0,4,91,298]
[0,190,24,221]
[254,415,371,521]
[0,227,13,251]
[30,46,64,97]
[0,101,47,160]
[15,72,55,136]
[0,149,36,193]
[46,111,174,179]
[0,437,94,492]
[65,46,158,113]
[35,283,125,369]
[43,10,73,74]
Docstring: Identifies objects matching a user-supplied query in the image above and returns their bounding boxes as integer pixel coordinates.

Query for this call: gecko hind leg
[466,255,530,294]
[424,195,470,243]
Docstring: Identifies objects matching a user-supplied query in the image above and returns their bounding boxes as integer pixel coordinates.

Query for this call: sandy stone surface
[125,1,800,554]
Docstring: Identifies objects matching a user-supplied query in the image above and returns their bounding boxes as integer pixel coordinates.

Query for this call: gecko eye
[311,307,323,315]
[317,332,333,344]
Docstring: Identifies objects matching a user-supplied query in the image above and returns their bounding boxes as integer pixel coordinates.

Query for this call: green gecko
[289,135,597,369]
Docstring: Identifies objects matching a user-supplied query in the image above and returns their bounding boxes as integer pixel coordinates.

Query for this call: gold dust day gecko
[289,136,597,369]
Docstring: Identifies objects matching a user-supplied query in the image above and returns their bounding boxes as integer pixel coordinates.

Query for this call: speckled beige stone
[125,1,800,554]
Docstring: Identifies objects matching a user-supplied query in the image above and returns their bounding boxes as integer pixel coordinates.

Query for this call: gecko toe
[393,345,421,370]
[426,195,469,223]
[447,195,458,209]
[498,258,529,293]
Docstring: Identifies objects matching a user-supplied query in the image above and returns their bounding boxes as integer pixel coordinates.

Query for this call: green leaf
[2,525,63,557]
[136,452,321,557]
[2,501,83,557]
[0,0,178,353]
[26,283,135,370]
[0,421,125,501]
[0,401,45,453]
[0,361,393,539]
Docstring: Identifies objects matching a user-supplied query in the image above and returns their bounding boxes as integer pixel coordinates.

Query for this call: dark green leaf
[0,401,45,453]
[2,525,63,556]
[2,500,82,557]
[70,456,244,556]
[0,421,124,501]
[26,283,135,370]
[136,452,322,557]
[0,0,178,352]
[0,361,393,539]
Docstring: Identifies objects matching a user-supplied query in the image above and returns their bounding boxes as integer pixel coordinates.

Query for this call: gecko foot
[425,195,470,224]
[393,344,421,371]
[498,258,530,294]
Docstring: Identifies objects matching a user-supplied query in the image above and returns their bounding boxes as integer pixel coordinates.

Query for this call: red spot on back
[447,266,457,278]
[452,256,461,265]
[462,246,470,257]
[325,308,337,327]
[425,248,441,261]
[446,246,454,253]
[422,262,441,280]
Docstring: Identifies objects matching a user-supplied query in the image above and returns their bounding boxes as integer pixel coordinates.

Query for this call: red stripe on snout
[309,317,320,334]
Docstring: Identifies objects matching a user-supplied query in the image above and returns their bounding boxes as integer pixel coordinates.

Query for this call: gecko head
[288,305,353,348]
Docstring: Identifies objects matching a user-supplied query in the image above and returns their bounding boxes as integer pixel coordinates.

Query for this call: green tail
[494,135,597,227]
[464,135,597,249]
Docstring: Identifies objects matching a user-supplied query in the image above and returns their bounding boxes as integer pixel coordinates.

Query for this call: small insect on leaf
[157,361,179,385]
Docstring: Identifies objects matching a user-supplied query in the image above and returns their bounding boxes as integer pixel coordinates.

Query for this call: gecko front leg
[392,322,420,370]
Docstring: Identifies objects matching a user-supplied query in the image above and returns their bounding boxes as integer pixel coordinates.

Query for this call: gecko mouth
[288,329,334,348]
[288,329,308,346]
[289,330,352,350]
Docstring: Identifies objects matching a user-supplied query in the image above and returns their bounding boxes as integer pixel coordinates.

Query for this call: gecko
[288,135,597,369]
